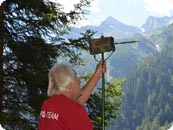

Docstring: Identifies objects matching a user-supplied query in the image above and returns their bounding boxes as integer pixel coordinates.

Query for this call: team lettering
[40,110,59,120]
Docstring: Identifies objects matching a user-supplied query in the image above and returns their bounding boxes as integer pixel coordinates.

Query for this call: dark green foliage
[0,0,93,129]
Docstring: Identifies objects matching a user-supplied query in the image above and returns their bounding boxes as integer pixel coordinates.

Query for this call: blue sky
[55,0,173,27]
[86,0,173,27]
[1,0,173,27]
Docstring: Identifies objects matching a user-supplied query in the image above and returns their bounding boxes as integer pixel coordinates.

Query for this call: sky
[55,0,173,27]
[1,0,173,27]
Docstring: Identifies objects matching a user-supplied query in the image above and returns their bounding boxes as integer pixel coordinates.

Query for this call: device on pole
[88,36,138,130]
[88,36,115,55]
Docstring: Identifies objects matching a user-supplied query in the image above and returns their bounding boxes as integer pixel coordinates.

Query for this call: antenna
[88,36,139,130]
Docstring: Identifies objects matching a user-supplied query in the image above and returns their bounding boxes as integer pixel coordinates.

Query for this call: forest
[112,24,173,130]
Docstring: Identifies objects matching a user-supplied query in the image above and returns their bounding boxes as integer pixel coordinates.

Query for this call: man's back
[38,95,93,130]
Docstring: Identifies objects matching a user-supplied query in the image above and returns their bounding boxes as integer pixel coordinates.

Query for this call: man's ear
[66,83,72,93]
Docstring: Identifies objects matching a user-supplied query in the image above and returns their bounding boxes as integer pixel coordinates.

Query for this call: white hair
[47,62,75,97]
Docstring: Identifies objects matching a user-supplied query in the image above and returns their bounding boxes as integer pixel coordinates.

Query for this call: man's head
[47,62,81,100]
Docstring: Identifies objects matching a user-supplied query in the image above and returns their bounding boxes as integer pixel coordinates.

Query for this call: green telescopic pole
[101,52,105,130]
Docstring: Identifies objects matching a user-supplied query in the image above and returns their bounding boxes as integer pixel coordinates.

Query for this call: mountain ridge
[69,15,173,39]
[68,15,173,81]
[141,15,173,32]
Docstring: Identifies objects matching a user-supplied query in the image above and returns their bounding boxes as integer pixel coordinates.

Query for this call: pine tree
[0,0,93,129]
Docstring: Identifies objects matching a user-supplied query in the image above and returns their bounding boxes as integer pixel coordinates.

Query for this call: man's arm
[77,60,106,105]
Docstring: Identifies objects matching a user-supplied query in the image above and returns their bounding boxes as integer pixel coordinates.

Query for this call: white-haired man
[38,60,106,130]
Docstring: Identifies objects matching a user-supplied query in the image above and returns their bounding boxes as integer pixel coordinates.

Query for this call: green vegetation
[0,0,94,129]
[82,74,125,130]
[114,34,173,130]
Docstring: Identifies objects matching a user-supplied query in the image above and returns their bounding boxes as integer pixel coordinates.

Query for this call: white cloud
[143,0,173,16]
[90,0,101,13]
[0,0,5,5]
[49,0,81,12]
[0,124,6,130]
[168,0,173,4]
[167,124,173,130]
[48,0,101,26]
[50,0,101,13]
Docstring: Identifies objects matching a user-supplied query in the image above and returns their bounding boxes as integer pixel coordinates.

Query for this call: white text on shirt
[40,110,59,120]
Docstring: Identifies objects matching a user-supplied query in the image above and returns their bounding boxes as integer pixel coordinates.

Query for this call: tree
[83,73,125,130]
[0,1,4,118]
[115,42,173,130]
[0,0,94,129]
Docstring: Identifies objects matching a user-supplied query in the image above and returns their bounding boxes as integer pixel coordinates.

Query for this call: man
[38,60,106,130]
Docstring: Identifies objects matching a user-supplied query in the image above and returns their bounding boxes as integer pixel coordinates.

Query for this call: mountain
[108,33,157,78]
[68,16,173,40]
[149,23,173,49]
[107,22,173,130]
[114,23,173,77]
[67,16,173,79]
[68,16,142,39]
[98,16,141,38]
[112,39,173,130]
[70,16,173,130]
[99,16,140,32]
[141,16,173,33]
[67,16,173,129]
[65,16,173,77]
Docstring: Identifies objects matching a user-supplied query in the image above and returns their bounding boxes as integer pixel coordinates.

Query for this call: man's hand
[94,60,107,78]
